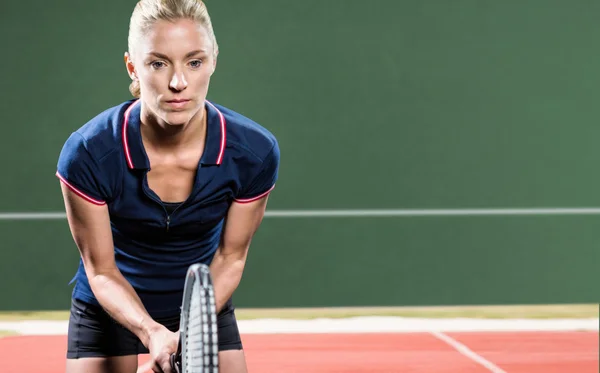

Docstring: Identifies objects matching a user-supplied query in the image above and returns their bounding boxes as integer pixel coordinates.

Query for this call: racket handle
[170,353,181,373]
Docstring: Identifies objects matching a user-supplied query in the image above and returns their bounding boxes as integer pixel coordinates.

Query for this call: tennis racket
[170,263,219,373]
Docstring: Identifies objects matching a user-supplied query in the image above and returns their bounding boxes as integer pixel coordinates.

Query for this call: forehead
[139,18,212,55]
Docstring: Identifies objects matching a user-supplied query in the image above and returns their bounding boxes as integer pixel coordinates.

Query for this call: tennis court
[1,210,599,372]
[0,305,597,372]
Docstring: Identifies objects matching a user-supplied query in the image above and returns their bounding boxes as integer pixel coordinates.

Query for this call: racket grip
[170,353,181,373]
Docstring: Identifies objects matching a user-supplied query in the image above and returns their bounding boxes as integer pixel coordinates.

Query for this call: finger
[151,361,164,373]
[160,361,173,373]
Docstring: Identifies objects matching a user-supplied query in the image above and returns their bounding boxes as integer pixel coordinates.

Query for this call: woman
[56,0,279,372]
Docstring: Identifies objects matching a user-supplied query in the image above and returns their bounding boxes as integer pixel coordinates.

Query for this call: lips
[165,99,190,109]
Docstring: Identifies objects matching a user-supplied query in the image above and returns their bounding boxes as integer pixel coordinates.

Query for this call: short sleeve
[56,132,110,205]
[234,141,280,203]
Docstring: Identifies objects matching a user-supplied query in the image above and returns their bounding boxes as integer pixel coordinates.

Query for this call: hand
[146,325,180,373]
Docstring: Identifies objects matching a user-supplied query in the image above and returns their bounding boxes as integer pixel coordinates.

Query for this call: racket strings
[181,267,219,373]
[185,287,204,370]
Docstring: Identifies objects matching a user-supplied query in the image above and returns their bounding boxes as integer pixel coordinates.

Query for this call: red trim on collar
[205,100,226,165]
[122,99,225,167]
[122,100,140,169]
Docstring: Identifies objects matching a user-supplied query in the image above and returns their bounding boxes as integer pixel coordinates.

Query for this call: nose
[169,70,188,91]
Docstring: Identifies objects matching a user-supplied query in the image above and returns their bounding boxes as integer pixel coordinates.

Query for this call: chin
[162,103,203,124]
[163,111,192,126]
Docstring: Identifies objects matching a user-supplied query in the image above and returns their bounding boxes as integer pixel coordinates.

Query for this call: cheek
[193,70,213,90]
[140,73,163,93]
[135,66,162,90]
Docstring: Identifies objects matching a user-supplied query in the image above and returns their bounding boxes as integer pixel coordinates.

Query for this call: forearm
[209,250,246,313]
[89,269,161,347]
[209,197,269,312]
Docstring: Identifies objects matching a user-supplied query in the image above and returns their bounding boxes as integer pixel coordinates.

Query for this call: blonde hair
[127,0,219,97]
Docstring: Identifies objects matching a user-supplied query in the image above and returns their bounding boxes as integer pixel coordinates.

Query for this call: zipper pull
[166,215,171,232]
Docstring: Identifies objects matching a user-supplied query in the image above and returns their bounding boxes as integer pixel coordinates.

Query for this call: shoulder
[208,102,281,200]
[210,101,279,163]
[56,100,135,203]
[64,100,135,161]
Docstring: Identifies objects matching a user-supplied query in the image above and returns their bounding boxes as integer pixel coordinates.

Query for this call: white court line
[3,208,600,220]
[2,317,598,335]
[430,331,507,373]
[265,208,600,217]
[0,212,67,220]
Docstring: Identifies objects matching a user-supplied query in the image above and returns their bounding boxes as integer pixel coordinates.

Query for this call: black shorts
[66,297,243,359]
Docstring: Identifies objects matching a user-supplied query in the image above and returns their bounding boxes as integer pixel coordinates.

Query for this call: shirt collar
[122,99,227,170]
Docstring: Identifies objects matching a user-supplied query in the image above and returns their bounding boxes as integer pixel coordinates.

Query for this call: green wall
[1,0,599,310]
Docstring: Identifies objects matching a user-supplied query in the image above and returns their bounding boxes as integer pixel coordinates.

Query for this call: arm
[210,196,270,313]
[60,183,164,347]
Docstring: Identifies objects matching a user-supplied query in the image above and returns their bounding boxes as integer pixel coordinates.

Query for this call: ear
[124,52,137,80]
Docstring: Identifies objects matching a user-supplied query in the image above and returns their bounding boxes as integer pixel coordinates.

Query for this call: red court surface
[0,331,597,372]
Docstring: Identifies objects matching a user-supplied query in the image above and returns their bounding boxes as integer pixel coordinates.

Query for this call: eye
[189,59,203,69]
[150,61,166,69]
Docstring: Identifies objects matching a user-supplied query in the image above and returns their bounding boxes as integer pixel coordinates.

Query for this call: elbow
[88,270,118,289]
[230,259,246,276]
[84,263,120,287]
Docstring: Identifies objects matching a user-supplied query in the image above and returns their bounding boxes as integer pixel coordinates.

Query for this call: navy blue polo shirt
[56,99,279,317]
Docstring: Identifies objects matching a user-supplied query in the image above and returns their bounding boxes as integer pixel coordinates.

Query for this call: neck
[140,104,207,150]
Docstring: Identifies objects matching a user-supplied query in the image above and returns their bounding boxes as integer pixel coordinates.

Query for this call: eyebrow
[148,49,207,59]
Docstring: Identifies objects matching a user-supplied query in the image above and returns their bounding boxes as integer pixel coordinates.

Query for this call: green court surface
[0,304,597,322]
